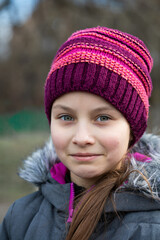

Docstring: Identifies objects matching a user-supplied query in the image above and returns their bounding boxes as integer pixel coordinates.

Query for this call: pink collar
[50,162,67,184]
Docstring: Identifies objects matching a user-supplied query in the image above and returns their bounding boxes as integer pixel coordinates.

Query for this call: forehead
[51,91,124,117]
[53,91,112,108]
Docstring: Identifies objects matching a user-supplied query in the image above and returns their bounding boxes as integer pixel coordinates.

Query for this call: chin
[75,169,102,179]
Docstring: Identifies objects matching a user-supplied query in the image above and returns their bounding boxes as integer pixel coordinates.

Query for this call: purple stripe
[55,37,152,94]
[70,27,152,70]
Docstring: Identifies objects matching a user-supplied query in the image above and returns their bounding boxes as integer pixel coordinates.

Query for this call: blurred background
[0,0,160,222]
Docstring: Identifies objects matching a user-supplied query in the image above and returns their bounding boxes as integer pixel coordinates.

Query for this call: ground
[0,131,49,223]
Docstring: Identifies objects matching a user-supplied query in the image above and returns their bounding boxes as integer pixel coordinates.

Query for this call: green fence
[0,109,49,135]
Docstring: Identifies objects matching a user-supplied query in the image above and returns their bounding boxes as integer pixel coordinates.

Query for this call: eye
[96,115,110,122]
[59,115,74,121]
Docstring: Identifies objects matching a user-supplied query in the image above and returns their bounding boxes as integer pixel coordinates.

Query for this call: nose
[72,123,95,147]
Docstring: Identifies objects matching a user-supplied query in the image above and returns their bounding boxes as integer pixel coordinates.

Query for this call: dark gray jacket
[1,133,160,240]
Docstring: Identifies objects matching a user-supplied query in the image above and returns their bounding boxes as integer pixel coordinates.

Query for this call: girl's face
[51,92,131,188]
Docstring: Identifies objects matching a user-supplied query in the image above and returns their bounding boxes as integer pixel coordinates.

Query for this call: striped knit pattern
[45,26,153,145]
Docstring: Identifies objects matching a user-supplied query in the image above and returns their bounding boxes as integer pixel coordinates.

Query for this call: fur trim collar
[19,133,160,197]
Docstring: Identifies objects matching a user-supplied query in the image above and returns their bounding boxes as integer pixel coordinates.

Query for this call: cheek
[51,125,67,151]
[52,134,65,150]
[101,135,120,150]
[100,123,130,151]
[100,131,129,159]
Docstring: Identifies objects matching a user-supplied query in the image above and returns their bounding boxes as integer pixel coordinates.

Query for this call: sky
[0,0,39,59]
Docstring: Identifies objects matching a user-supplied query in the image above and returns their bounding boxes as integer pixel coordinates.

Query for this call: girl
[1,26,160,240]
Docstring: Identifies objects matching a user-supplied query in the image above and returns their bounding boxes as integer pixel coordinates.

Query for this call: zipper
[67,183,94,223]
[67,182,75,223]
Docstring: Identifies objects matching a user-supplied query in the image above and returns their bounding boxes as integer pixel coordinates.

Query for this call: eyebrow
[52,105,75,112]
[52,104,114,113]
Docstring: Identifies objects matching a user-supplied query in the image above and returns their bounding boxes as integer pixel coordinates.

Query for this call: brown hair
[66,158,132,240]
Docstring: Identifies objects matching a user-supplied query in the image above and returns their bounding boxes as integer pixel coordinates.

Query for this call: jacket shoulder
[13,190,43,211]
[102,210,160,240]
[124,209,160,224]
[119,210,160,239]
[0,191,44,239]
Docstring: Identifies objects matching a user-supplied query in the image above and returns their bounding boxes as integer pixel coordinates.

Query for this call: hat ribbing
[45,26,153,145]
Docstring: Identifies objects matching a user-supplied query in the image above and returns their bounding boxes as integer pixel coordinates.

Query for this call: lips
[71,153,102,156]
[70,153,102,161]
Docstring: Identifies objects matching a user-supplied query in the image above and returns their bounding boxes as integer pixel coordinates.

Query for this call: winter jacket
[1,133,160,240]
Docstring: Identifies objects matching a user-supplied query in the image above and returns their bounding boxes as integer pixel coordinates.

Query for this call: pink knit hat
[45,26,153,145]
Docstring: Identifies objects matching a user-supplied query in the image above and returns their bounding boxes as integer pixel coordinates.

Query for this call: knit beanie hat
[45,26,153,145]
